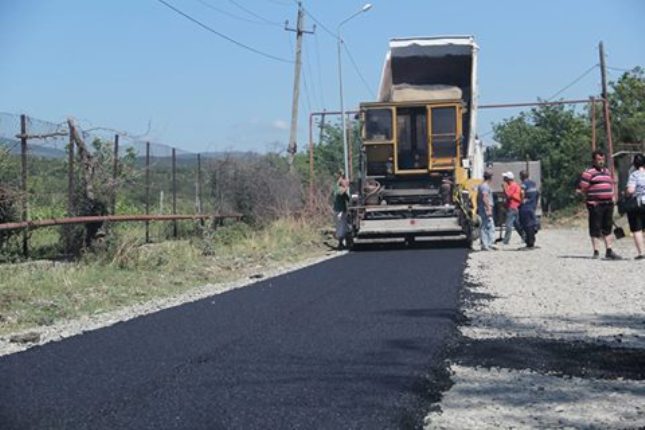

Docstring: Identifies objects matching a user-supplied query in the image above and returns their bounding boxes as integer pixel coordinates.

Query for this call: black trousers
[587,203,613,238]
[519,208,537,247]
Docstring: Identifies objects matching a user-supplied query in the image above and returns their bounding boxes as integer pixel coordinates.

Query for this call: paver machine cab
[347,36,484,247]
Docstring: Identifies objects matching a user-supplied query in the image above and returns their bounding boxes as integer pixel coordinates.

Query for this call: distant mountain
[131,150,261,167]
[1,137,262,163]
[1,138,67,159]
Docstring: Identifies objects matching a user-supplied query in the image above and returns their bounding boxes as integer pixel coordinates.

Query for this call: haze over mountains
[1,137,257,166]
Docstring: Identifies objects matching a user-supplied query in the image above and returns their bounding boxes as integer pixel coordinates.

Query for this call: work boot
[605,249,622,260]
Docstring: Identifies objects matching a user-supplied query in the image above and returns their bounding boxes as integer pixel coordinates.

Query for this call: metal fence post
[68,128,75,216]
[112,134,119,215]
[145,141,150,243]
[20,114,29,258]
[196,153,202,214]
[64,127,76,253]
[172,147,177,238]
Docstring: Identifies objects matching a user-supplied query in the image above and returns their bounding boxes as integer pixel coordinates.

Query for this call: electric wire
[293,1,336,39]
[342,40,375,98]
[480,64,601,141]
[607,66,633,73]
[196,0,274,25]
[313,31,327,108]
[264,0,290,5]
[156,0,292,64]
[227,0,282,26]
[547,63,599,101]
[303,37,321,109]
[302,64,313,113]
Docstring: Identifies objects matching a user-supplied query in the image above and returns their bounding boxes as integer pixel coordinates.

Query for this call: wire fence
[0,112,241,256]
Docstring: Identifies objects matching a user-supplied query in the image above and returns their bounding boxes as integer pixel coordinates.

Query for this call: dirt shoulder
[425,227,645,429]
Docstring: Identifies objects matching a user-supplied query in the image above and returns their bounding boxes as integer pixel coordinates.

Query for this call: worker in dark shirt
[519,170,539,248]
[333,170,350,249]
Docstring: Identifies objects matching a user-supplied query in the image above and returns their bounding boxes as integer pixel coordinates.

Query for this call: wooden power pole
[598,41,615,175]
[285,2,314,170]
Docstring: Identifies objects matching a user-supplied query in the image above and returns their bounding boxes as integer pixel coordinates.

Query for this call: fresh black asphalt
[0,245,467,430]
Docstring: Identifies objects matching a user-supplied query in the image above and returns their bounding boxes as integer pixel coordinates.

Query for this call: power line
[480,64,600,140]
[196,0,275,25]
[293,1,336,39]
[156,0,292,64]
[264,0,291,5]
[547,63,598,101]
[313,31,326,108]
[227,0,282,26]
[343,40,375,98]
[607,65,633,73]
[303,37,321,109]
[301,63,313,113]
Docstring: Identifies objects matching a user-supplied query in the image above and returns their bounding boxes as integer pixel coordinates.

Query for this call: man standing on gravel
[333,169,351,249]
[519,170,539,248]
[501,171,523,245]
[577,150,622,260]
[477,170,496,251]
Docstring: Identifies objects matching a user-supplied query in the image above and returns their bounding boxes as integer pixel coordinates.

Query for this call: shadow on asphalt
[455,335,645,380]
[379,307,466,323]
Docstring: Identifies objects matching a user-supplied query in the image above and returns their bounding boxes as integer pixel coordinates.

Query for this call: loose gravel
[425,227,645,429]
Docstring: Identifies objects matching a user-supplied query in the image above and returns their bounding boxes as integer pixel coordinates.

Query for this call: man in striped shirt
[577,150,622,260]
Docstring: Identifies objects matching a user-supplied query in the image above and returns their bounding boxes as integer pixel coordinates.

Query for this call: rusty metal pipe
[479,99,603,109]
[0,214,242,232]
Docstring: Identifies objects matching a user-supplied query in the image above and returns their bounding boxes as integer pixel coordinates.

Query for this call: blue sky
[1,0,643,153]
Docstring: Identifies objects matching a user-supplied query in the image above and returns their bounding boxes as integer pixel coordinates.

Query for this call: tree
[608,67,645,145]
[492,103,590,212]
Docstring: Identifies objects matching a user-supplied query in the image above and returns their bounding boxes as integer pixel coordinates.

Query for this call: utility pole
[598,41,615,177]
[285,2,314,171]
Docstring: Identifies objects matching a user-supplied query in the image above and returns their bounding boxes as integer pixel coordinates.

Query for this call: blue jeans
[503,208,523,244]
[479,212,496,250]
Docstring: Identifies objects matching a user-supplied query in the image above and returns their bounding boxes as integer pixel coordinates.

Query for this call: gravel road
[425,227,645,429]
